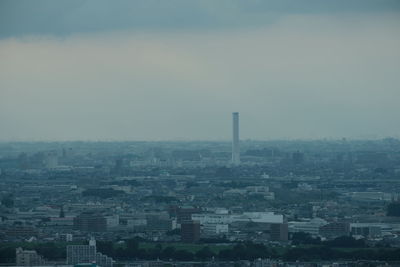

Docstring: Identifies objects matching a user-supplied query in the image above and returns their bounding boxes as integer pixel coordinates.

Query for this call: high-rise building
[232,112,240,165]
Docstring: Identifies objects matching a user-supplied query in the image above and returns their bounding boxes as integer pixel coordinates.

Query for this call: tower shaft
[232,112,240,165]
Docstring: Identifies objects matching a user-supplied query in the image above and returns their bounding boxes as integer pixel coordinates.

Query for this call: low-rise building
[16,247,45,266]
[73,212,107,232]
[319,222,350,239]
[181,220,200,242]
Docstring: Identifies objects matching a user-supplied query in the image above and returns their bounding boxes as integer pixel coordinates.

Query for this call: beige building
[16,247,45,266]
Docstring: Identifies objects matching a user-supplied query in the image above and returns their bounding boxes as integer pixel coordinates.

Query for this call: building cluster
[15,237,114,267]
[1,136,400,266]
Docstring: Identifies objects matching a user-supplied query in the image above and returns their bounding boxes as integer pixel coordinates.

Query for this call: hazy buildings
[181,220,200,243]
[44,151,58,169]
[67,238,96,265]
[232,112,240,165]
[146,213,173,232]
[319,222,350,239]
[270,223,289,242]
[16,247,45,266]
[67,238,113,267]
[191,211,288,240]
[6,226,38,239]
[176,206,200,224]
[2,139,400,263]
[73,212,107,232]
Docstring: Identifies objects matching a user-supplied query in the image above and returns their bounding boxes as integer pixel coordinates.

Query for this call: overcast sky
[0,0,399,141]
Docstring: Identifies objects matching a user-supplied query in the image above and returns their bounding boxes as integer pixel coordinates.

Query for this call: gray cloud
[0,0,400,38]
[0,13,399,141]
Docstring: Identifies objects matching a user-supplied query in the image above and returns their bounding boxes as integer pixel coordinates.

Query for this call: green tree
[387,202,400,216]
[96,241,114,257]
[161,246,176,260]
[0,247,15,263]
[325,236,365,248]
[195,246,215,260]
[174,250,194,261]
[1,195,14,208]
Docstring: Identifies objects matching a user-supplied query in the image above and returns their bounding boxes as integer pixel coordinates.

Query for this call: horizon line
[0,137,399,143]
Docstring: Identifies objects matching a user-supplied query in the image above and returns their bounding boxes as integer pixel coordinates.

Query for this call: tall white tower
[232,112,240,165]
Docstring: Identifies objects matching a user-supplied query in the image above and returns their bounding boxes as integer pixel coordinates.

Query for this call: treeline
[96,240,275,261]
[96,239,400,262]
[292,233,367,247]
[0,243,66,264]
[97,240,211,261]
[1,239,400,263]
[283,247,400,262]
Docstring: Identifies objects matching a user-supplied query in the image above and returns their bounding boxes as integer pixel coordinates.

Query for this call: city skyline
[1,2,400,266]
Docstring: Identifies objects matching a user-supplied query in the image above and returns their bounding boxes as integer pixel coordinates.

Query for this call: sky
[0,0,400,141]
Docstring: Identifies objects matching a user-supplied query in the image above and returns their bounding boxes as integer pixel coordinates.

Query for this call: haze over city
[2,2,400,267]
[1,0,400,141]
